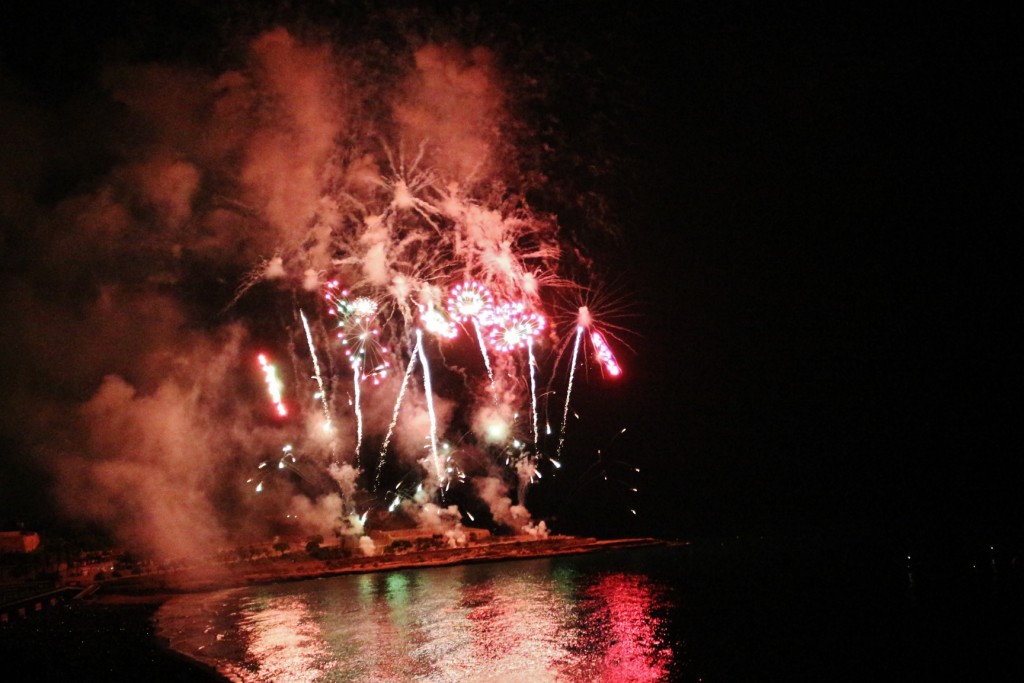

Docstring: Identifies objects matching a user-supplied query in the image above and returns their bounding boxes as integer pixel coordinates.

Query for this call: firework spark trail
[300,309,332,431]
[557,325,584,459]
[591,330,622,377]
[257,353,288,417]
[353,355,363,465]
[448,281,496,393]
[415,328,443,485]
[474,322,496,392]
[528,339,539,446]
[375,342,419,489]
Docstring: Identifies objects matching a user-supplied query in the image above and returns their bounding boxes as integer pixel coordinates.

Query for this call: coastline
[2,536,668,683]
[102,534,669,595]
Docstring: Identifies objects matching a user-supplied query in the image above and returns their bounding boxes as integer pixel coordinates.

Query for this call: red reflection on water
[238,596,331,682]
[586,573,674,682]
[461,581,515,660]
[453,574,566,679]
[220,567,675,681]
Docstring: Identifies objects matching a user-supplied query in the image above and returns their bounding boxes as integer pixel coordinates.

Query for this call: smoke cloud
[0,9,624,560]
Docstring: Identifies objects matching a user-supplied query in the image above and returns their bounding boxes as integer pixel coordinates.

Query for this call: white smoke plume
[394,44,505,182]
[0,9,627,559]
[417,502,463,531]
[358,535,377,557]
[288,493,344,540]
[473,475,533,534]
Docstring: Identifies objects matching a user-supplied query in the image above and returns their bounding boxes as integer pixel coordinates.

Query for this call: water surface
[158,539,1024,682]
[158,547,682,682]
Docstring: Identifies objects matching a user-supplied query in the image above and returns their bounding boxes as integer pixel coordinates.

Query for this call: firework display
[16,23,638,560]
[487,302,546,353]
[447,281,496,324]
[247,183,628,535]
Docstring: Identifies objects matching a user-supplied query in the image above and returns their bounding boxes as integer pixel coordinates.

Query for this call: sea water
[156,538,1023,682]
[157,546,682,682]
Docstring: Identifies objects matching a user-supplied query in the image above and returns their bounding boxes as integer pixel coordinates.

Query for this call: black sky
[615,5,1020,543]
[1,2,1019,545]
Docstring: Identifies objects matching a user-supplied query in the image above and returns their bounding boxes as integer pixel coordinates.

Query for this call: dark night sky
[614,6,1020,542]
[0,2,1018,545]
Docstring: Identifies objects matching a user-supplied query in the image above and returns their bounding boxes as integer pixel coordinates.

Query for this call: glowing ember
[328,285,391,385]
[590,330,622,377]
[488,302,546,352]
[447,281,495,323]
[419,303,458,339]
[350,296,379,318]
[257,353,288,417]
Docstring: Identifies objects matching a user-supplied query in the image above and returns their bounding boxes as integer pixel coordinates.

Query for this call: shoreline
[3,536,670,682]
[100,534,671,596]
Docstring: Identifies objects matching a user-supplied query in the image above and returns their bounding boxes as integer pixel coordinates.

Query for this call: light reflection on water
[157,554,678,682]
